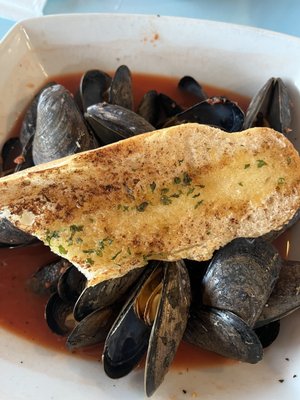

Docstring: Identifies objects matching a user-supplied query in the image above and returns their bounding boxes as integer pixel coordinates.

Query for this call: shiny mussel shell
[108,65,134,110]
[255,259,300,328]
[85,102,155,145]
[184,305,263,363]
[33,84,94,165]
[103,260,191,397]
[243,77,292,135]
[74,267,145,321]
[202,237,281,327]
[163,96,244,132]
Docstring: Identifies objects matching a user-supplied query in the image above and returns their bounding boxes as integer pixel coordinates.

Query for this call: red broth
[0,72,287,369]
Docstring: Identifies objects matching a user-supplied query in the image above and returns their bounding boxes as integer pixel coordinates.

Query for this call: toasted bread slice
[0,123,300,285]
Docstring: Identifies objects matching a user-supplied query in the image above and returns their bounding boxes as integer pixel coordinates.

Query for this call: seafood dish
[0,67,300,397]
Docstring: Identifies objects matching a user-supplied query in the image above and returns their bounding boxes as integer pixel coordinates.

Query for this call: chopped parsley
[111,250,122,260]
[150,181,156,192]
[45,230,60,245]
[278,177,286,185]
[160,195,172,205]
[136,201,149,212]
[58,245,68,255]
[244,163,250,169]
[173,176,181,184]
[257,159,267,168]
[183,172,192,185]
[86,257,94,265]
[194,200,204,209]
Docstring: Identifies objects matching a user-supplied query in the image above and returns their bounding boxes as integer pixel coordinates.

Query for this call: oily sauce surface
[0,72,286,369]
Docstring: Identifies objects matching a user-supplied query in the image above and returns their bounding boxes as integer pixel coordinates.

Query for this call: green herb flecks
[287,156,292,165]
[127,247,132,255]
[278,177,286,185]
[85,257,94,266]
[256,159,267,168]
[45,230,60,245]
[182,172,192,185]
[160,188,169,194]
[192,193,201,198]
[186,187,195,196]
[178,159,184,165]
[160,195,172,205]
[173,176,181,184]
[67,224,84,244]
[150,182,156,192]
[244,163,250,169]
[58,245,68,255]
[136,202,149,212]
[111,250,122,260]
[194,200,204,209]
[238,182,244,187]
[117,204,129,212]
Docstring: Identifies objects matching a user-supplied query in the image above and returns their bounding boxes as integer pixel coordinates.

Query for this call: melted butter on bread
[0,123,300,286]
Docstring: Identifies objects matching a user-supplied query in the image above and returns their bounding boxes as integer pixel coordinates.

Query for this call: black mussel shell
[137,90,159,126]
[33,84,95,165]
[78,69,112,112]
[85,102,155,145]
[103,264,156,378]
[0,218,34,246]
[57,264,87,303]
[255,320,281,348]
[45,292,76,336]
[1,138,22,174]
[178,76,208,101]
[145,260,191,397]
[184,305,263,363]
[202,237,281,327]
[26,258,69,296]
[67,305,120,350]
[243,77,292,135]
[20,82,56,147]
[163,96,244,132]
[255,259,300,328]
[109,65,134,110]
[74,267,144,321]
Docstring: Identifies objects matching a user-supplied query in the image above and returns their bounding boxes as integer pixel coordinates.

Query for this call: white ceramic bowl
[0,14,300,400]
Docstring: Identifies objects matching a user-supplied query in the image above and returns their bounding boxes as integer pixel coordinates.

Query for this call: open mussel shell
[45,292,76,336]
[57,264,87,304]
[243,77,292,135]
[108,65,134,110]
[137,90,159,126]
[254,320,281,348]
[163,96,244,132]
[1,137,22,175]
[103,260,191,397]
[74,267,145,321]
[178,76,208,102]
[78,69,112,111]
[33,84,95,165]
[184,305,263,364]
[255,259,300,328]
[67,305,120,350]
[145,260,191,397]
[0,218,34,246]
[26,258,70,296]
[202,237,281,327]
[85,102,155,145]
[102,264,155,379]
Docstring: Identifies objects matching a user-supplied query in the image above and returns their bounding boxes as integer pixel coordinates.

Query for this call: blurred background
[0,0,300,40]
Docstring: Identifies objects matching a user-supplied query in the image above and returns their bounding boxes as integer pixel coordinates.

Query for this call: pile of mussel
[1,65,300,396]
